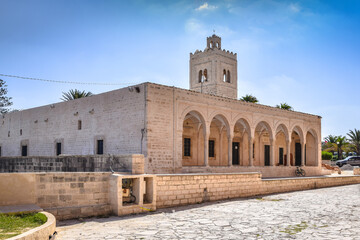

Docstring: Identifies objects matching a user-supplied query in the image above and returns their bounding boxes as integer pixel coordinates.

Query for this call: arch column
[228,133,234,166]
[301,141,306,166]
[249,137,254,166]
[270,139,275,166]
[286,140,291,166]
[204,128,210,167]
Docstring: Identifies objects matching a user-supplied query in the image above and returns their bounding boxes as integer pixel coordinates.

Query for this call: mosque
[0,35,322,177]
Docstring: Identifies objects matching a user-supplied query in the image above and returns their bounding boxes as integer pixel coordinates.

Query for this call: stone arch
[305,128,318,166]
[253,120,274,166]
[291,125,304,144]
[274,123,289,166]
[182,110,207,167]
[208,114,231,166]
[233,117,252,166]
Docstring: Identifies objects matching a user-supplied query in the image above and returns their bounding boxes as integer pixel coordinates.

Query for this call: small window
[97,140,104,155]
[0,146,2,156]
[227,70,231,83]
[20,129,22,136]
[209,140,215,158]
[203,69,208,81]
[21,145,28,156]
[279,148,284,165]
[223,69,226,82]
[253,143,255,159]
[78,120,82,130]
[198,70,203,83]
[184,138,191,157]
[56,142,62,156]
[8,131,10,137]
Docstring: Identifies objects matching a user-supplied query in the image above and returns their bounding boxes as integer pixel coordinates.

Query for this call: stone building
[0,35,322,177]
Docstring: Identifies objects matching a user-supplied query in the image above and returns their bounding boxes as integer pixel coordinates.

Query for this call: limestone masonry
[0,35,322,177]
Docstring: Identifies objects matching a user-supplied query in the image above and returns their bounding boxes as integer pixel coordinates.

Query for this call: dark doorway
[97,140,104,155]
[232,142,240,165]
[56,142,62,156]
[21,145,27,156]
[279,148,284,165]
[264,145,270,166]
[295,143,302,166]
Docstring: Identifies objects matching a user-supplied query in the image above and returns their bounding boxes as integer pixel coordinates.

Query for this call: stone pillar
[301,141,306,166]
[219,131,223,166]
[286,140,291,166]
[204,130,210,167]
[228,133,233,166]
[249,137,254,166]
[270,139,275,166]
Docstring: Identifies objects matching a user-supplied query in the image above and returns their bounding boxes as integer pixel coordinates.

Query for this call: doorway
[295,143,302,166]
[232,142,240,165]
[264,145,270,166]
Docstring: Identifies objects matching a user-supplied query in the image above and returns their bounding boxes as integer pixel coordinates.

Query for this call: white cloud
[289,3,301,13]
[195,2,217,11]
[185,18,205,33]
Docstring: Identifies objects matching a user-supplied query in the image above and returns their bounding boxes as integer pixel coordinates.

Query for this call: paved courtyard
[57,184,360,239]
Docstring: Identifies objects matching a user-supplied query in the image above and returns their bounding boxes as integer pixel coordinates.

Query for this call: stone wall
[0,85,146,157]
[156,173,360,208]
[0,172,112,220]
[0,154,144,174]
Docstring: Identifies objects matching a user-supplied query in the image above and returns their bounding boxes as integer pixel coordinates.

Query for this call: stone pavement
[57,184,360,239]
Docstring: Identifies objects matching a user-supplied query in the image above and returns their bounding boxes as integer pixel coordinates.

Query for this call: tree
[276,102,293,110]
[347,129,360,155]
[61,89,93,101]
[240,94,258,103]
[0,79,13,114]
[324,135,348,160]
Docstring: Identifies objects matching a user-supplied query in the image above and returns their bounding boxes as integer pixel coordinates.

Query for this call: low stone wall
[156,173,360,208]
[0,172,112,220]
[8,211,56,240]
[182,165,323,178]
[2,171,360,220]
[0,154,144,174]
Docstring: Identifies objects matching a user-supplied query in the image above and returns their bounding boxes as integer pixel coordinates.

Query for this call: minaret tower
[189,34,237,99]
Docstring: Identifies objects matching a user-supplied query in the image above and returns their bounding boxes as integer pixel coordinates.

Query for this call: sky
[0,0,359,140]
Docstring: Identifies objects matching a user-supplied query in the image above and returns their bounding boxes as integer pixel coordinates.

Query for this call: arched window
[198,70,203,83]
[210,42,213,48]
[227,70,231,83]
[203,69,208,81]
[216,42,219,48]
[223,69,226,82]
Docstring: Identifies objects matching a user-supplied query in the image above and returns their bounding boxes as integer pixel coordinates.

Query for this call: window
[209,140,215,158]
[253,143,255,158]
[78,120,82,130]
[56,142,62,156]
[20,129,22,136]
[198,70,203,83]
[223,69,226,82]
[184,138,191,157]
[279,148,284,165]
[21,145,27,156]
[203,69,208,81]
[0,146,2,156]
[227,70,231,83]
[97,140,104,155]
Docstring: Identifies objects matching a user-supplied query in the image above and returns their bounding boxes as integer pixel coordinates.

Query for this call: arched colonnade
[181,110,319,168]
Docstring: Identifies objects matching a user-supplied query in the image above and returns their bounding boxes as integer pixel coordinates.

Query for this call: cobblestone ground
[57,184,360,239]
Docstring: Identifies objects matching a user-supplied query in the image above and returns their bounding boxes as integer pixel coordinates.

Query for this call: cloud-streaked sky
[1,0,359,139]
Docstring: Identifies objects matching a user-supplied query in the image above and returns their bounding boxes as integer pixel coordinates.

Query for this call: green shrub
[322,151,333,160]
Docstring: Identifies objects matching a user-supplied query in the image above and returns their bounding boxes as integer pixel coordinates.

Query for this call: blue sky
[1,0,359,139]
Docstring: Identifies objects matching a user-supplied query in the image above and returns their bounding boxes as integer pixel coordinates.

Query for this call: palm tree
[276,103,293,110]
[347,129,360,155]
[323,135,349,160]
[61,89,93,101]
[240,94,258,103]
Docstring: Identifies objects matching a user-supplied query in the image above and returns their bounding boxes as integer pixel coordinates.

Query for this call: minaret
[189,34,237,99]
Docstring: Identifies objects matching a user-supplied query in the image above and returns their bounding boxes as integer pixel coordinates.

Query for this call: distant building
[0,35,322,177]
